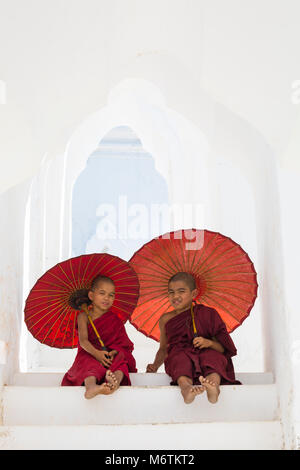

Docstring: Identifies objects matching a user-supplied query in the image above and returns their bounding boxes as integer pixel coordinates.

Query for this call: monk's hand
[97,350,113,368]
[193,336,212,349]
[146,363,158,373]
[107,349,118,360]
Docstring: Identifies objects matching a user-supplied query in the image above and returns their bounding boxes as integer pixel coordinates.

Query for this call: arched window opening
[72,125,169,261]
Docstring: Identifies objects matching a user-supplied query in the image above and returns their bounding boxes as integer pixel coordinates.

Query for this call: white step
[12,371,274,386]
[0,422,283,450]
[3,382,278,426]
[1,372,281,449]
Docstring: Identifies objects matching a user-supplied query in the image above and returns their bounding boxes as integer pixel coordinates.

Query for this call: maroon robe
[61,310,137,386]
[164,304,241,385]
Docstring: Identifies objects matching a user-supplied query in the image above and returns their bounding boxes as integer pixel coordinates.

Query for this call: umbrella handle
[190,303,198,337]
[81,304,106,350]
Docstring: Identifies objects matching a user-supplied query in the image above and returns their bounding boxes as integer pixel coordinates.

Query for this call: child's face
[168,280,197,312]
[88,281,115,311]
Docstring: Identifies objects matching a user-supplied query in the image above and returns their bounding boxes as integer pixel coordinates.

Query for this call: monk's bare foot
[84,382,113,399]
[105,370,119,391]
[199,376,220,403]
[181,384,205,404]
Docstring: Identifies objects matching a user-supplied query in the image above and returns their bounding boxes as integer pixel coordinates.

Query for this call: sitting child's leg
[199,372,221,404]
[84,375,114,399]
[177,375,205,404]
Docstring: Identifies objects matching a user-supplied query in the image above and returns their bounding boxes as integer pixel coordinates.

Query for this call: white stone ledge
[0,422,283,450]
[12,371,274,386]
[3,382,278,426]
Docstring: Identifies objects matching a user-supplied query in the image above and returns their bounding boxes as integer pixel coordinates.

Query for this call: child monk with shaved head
[62,275,137,399]
[147,272,240,404]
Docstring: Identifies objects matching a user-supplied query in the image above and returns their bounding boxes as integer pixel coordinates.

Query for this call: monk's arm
[193,335,224,353]
[77,313,112,367]
[209,336,225,353]
[146,316,168,372]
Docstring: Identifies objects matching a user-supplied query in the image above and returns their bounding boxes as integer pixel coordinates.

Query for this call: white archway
[22,79,211,370]
[21,79,276,385]
[60,79,210,262]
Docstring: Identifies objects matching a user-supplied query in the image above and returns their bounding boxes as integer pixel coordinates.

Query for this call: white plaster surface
[0,0,300,449]
[12,371,274,387]
[0,422,283,450]
[0,1,299,193]
[3,384,278,425]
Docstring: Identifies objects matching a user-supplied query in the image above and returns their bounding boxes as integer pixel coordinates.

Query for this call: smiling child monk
[62,275,137,398]
[146,272,240,404]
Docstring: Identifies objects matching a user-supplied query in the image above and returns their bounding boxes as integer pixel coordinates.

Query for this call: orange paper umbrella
[129,229,258,341]
[24,253,140,348]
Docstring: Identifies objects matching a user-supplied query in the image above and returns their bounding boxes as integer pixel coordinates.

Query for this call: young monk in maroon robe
[147,272,240,404]
[61,275,137,399]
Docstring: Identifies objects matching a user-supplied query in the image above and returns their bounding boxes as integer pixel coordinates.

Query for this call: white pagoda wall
[0,0,300,448]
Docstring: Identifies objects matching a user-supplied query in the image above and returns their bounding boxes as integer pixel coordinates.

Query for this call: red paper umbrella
[129,229,258,341]
[24,253,140,348]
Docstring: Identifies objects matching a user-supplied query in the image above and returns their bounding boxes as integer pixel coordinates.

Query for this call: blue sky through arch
[72,126,169,261]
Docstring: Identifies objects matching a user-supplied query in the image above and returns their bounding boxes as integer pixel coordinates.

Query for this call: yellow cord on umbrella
[81,303,107,350]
